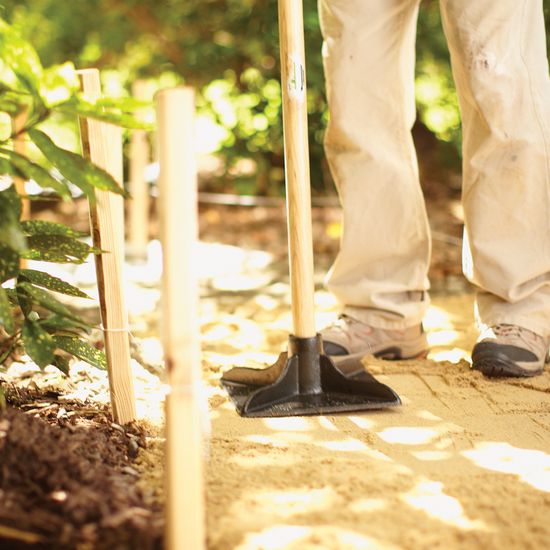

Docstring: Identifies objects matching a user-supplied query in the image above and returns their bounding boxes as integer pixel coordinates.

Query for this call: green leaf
[0,184,22,220]
[22,234,100,264]
[28,129,127,198]
[0,244,19,283]
[0,223,26,252]
[17,281,84,323]
[0,19,43,93]
[19,269,91,298]
[0,193,26,252]
[95,96,152,111]
[56,97,153,130]
[22,318,55,368]
[53,335,107,370]
[39,313,91,333]
[20,220,86,238]
[0,149,71,200]
[15,286,31,317]
[52,354,70,375]
[0,224,26,252]
[0,96,22,115]
[0,156,20,177]
[0,286,14,334]
[3,287,18,305]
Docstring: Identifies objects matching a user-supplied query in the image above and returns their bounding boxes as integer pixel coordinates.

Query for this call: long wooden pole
[12,111,30,269]
[77,68,136,425]
[156,87,205,550]
[127,80,150,261]
[279,0,316,338]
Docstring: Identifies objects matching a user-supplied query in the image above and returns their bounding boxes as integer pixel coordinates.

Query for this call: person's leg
[319,0,430,333]
[440,0,550,375]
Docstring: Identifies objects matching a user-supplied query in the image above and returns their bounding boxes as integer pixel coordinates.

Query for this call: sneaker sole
[472,353,543,378]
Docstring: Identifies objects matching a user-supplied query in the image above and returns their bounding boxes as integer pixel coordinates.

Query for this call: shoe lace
[492,324,546,354]
[492,324,522,338]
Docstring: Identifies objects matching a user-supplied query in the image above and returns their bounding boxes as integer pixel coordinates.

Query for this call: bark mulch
[0,386,163,550]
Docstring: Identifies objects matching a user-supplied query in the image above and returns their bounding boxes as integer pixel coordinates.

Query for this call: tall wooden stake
[77,68,136,425]
[156,87,205,550]
[12,111,30,269]
[127,80,151,260]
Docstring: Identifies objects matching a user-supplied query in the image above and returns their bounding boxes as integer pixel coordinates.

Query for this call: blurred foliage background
[1,0,549,196]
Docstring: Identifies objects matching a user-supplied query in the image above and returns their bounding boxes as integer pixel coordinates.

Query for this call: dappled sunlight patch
[429,348,470,363]
[427,329,460,347]
[321,439,370,452]
[317,416,339,432]
[236,525,312,550]
[348,415,377,430]
[253,294,280,311]
[202,322,236,342]
[401,480,488,530]
[250,487,336,519]
[211,272,273,292]
[124,285,160,316]
[196,242,274,279]
[314,312,339,333]
[201,315,265,350]
[136,337,164,366]
[268,311,294,332]
[228,452,297,468]
[423,305,455,331]
[410,450,453,461]
[349,498,388,514]
[236,524,389,550]
[462,442,550,492]
[377,426,442,445]
[314,290,338,310]
[130,360,166,423]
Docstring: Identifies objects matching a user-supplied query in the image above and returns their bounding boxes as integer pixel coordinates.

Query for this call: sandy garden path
[199,289,550,550]
[7,203,548,549]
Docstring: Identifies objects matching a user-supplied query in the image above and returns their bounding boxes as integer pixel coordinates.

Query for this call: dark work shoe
[472,324,549,378]
[320,314,428,361]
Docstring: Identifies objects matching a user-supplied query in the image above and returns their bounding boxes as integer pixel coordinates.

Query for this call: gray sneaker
[321,314,429,361]
[472,324,550,377]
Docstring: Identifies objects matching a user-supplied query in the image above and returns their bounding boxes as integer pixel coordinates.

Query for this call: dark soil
[0,386,163,549]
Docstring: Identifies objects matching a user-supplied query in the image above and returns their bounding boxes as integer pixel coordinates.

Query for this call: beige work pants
[320,0,550,338]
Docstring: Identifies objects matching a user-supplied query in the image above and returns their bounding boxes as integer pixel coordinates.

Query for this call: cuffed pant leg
[319,0,431,329]
[440,0,550,338]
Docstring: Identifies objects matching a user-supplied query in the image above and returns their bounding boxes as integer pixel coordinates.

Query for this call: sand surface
[127,253,550,550]
[19,241,550,549]
[198,293,550,550]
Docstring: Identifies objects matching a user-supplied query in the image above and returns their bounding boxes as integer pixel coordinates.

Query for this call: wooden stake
[156,87,205,550]
[127,80,151,260]
[77,68,136,425]
[11,111,31,221]
[279,0,316,338]
[11,111,30,269]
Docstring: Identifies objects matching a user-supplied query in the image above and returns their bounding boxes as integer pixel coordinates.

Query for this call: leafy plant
[3,1,550,194]
[0,18,150,378]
